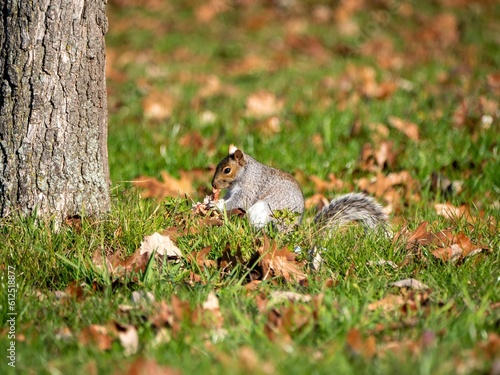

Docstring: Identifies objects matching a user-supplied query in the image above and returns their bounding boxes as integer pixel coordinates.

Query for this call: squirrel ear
[228,144,238,155]
[233,149,246,165]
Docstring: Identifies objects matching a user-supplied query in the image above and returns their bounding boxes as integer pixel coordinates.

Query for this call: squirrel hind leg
[314,193,388,232]
[247,200,273,229]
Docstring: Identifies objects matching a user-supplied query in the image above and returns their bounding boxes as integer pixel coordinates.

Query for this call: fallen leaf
[434,203,474,224]
[195,0,230,23]
[142,90,176,121]
[388,116,420,141]
[92,249,150,278]
[258,236,307,283]
[187,246,216,268]
[116,323,139,356]
[134,170,194,199]
[390,278,430,290]
[245,90,284,118]
[79,324,115,351]
[304,193,330,210]
[192,75,239,107]
[359,141,398,172]
[431,232,486,263]
[139,232,182,259]
[368,294,405,312]
[202,291,220,311]
[309,173,347,193]
[345,328,377,359]
[487,72,500,95]
[374,141,398,170]
[194,291,224,331]
[254,116,281,136]
[55,326,73,341]
[125,357,182,375]
[269,291,312,305]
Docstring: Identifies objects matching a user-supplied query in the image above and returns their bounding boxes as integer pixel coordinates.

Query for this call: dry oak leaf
[397,221,453,250]
[258,236,307,283]
[79,324,115,351]
[134,170,194,199]
[193,75,239,103]
[388,116,420,141]
[193,291,225,331]
[309,173,347,193]
[304,193,330,211]
[359,141,398,172]
[390,278,430,291]
[92,249,149,277]
[431,232,487,263]
[195,0,230,23]
[345,328,377,360]
[94,233,183,280]
[368,294,405,312]
[142,90,176,121]
[116,323,139,356]
[125,357,182,375]
[187,246,216,268]
[434,203,475,224]
[139,232,182,259]
[374,140,398,170]
[269,291,312,305]
[487,72,500,95]
[245,90,284,118]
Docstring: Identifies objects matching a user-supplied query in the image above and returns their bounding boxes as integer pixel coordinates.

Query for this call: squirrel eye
[223,167,231,174]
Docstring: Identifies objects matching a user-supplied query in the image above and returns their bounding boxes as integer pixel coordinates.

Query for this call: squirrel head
[212,147,247,189]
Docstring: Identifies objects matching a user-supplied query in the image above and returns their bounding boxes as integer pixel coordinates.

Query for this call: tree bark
[0,0,111,220]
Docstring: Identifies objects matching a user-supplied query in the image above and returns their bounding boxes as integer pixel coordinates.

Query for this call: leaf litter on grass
[11,0,500,372]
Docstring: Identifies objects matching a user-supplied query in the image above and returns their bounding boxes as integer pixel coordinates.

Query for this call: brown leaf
[345,328,377,359]
[142,90,176,121]
[134,170,194,199]
[195,0,230,23]
[125,357,182,375]
[309,173,347,193]
[388,116,420,141]
[368,294,405,312]
[357,170,420,210]
[304,193,330,211]
[139,232,182,259]
[434,203,474,224]
[431,232,486,263]
[79,324,115,351]
[92,249,150,278]
[178,131,204,152]
[359,141,398,172]
[374,141,398,170]
[192,75,239,107]
[258,236,307,283]
[115,323,139,356]
[245,90,284,118]
[150,301,174,329]
[269,291,312,305]
[487,72,500,95]
[254,116,281,136]
[390,278,430,291]
[192,291,224,330]
[187,246,216,269]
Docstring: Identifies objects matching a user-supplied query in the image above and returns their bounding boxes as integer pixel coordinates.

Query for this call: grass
[1,0,499,374]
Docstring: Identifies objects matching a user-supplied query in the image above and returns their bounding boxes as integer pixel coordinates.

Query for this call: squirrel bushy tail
[314,193,388,232]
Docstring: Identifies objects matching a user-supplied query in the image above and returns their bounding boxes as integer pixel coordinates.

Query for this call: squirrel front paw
[202,188,225,210]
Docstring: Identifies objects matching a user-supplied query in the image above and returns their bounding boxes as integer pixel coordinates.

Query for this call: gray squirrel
[210,145,388,232]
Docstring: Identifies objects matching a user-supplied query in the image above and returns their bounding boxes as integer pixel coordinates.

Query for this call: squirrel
[209,145,388,233]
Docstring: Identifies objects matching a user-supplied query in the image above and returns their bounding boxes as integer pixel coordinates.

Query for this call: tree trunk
[0,0,111,220]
